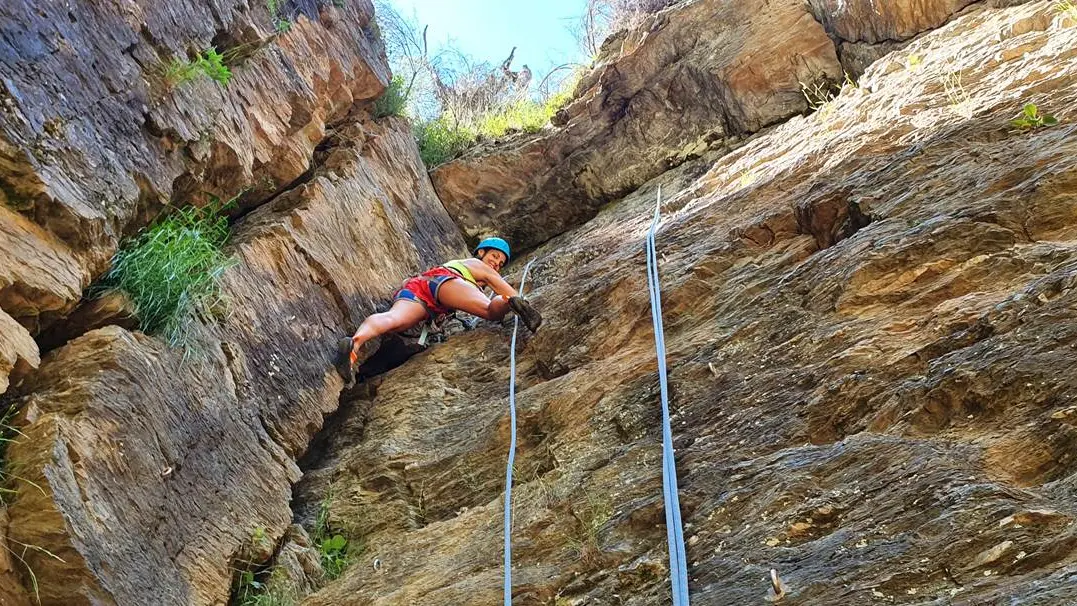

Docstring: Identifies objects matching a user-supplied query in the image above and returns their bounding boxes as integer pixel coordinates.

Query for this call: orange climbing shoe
[335,337,357,387]
[508,296,542,333]
[334,336,381,387]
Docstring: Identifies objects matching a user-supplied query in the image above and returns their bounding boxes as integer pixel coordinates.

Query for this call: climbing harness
[647,185,690,605]
[503,257,536,606]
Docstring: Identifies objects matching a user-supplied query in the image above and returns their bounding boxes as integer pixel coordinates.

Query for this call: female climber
[335,237,542,383]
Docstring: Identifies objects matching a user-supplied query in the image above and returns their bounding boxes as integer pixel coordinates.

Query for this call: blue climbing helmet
[474,237,511,261]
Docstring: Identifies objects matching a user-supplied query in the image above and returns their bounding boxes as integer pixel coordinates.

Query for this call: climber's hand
[508,296,542,333]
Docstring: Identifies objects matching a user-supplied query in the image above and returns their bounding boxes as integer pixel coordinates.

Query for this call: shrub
[1011,103,1058,130]
[374,75,409,119]
[414,117,475,167]
[100,199,236,347]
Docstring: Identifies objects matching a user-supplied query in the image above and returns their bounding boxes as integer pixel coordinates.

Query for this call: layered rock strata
[0,0,387,393]
[4,117,465,605]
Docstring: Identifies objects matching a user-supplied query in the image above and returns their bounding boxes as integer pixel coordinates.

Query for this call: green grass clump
[1011,102,1059,130]
[414,117,475,168]
[166,48,233,88]
[543,87,574,118]
[101,199,235,347]
[475,99,551,139]
[234,569,295,606]
[374,75,409,119]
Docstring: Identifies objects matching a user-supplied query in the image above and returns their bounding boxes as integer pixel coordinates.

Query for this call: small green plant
[373,75,409,119]
[1011,103,1059,129]
[234,569,295,606]
[166,48,233,88]
[165,59,201,88]
[266,0,292,33]
[198,48,232,85]
[543,79,578,118]
[311,495,354,580]
[251,526,271,552]
[414,117,475,168]
[317,534,349,579]
[100,198,236,348]
[905,53,923,72]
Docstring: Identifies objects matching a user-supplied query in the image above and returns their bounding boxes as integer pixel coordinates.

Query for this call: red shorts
[393,267,458,318]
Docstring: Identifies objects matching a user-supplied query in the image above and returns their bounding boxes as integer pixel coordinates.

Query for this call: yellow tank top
[443,259,478,286]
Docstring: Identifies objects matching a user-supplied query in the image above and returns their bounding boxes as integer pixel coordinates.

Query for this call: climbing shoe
[334,336,381,388]
[335,337,356,387]
[508,296,542,333]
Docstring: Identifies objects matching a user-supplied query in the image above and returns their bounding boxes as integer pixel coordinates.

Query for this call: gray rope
[647,185,690,605]
[504,257,536,606]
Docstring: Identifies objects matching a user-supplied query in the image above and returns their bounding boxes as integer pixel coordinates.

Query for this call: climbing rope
[504,257,537,606]
[647,185,690,605]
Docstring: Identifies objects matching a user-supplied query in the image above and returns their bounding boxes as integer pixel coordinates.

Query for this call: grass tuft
[800,78,839,114]
[474,99,551,138]
[234,569,295,606]
[413,117,476,168]
[100,198,236,348]
[942,71,974,119]
[373,75,409,119]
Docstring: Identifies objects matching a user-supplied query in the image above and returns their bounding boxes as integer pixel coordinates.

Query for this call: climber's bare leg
[350,299,428,353]
[437,278,510,320]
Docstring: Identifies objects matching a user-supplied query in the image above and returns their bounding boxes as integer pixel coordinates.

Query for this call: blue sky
[385,0,588,81]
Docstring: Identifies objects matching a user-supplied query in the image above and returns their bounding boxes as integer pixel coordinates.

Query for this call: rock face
[4,117,465,605]
[0,0,387,393]
[429,0,1033,255]
[298,2,1077,604]
[430,0,843,252]
[806,0,978,44]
